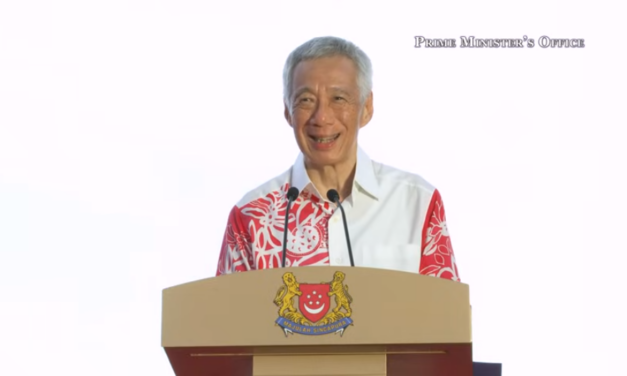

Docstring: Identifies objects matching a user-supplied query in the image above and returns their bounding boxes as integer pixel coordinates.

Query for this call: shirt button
[333,217,339,223]
[335,258,343,264]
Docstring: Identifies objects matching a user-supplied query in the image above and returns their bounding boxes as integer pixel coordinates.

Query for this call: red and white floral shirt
[215,147,460,282]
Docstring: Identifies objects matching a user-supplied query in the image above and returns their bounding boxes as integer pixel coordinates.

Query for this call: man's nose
[310,100,334,126]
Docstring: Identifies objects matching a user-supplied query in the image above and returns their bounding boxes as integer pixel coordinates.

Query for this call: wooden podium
[162,266,472,376]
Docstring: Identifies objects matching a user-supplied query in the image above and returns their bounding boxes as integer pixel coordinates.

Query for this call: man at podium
[215,36,460,283]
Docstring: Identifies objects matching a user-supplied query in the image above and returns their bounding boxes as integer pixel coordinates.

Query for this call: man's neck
[305,158,357,203]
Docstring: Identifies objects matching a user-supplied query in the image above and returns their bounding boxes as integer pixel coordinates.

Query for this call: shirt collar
[290,146,380,201]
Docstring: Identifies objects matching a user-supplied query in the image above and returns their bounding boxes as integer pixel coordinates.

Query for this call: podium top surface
[162,266,471,347]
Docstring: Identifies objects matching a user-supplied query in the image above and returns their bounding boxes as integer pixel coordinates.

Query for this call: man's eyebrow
[330,87,352,97]
[293,87,314,99]
[292,86,353,99]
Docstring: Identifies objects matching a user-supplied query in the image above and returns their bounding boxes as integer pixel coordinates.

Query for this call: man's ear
[359,91,374,129]
[284,102,293,128]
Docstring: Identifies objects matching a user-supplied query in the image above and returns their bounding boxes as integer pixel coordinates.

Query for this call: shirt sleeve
[419,189,461,282]
[215,205,255,276]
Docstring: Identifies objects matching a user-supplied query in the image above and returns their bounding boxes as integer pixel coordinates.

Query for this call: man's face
[284,56,373,169]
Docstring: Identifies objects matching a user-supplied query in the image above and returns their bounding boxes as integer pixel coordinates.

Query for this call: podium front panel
[162,266,471,348]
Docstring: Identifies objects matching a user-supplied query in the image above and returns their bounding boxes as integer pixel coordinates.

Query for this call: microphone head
[326,189,340,203]
[287,187,300,201]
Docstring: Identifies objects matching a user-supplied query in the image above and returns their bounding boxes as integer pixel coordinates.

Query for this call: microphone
[281,187,300,267]
[326,189,355,267]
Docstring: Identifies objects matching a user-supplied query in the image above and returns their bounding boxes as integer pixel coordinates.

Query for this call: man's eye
[334,96,345,101]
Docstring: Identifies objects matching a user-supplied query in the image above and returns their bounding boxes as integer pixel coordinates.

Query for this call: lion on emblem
[318,271,353,325]
[329,271,353,315]
[274,272,310,325]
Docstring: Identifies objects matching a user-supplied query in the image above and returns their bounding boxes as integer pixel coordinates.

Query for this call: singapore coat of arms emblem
[273,271,353,337]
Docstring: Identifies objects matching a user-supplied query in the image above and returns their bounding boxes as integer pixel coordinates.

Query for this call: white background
[1,1,626,375]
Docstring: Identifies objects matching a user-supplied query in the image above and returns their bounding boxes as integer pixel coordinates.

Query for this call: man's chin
[303,152,348,169]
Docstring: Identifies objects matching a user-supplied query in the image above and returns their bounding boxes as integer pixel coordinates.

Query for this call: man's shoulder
[371,159,437,196]
[235,168,292,208]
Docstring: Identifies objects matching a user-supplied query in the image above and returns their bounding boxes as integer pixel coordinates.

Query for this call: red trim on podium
[165,344,471,376]
[165,347,253,376]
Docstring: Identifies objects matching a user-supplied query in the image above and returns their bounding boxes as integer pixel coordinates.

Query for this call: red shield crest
[298,284,330,323]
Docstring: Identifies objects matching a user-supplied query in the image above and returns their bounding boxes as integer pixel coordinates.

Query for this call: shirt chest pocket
[359,244,422,273]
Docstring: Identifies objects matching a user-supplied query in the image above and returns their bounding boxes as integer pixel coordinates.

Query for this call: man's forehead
[291,57,358,92]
